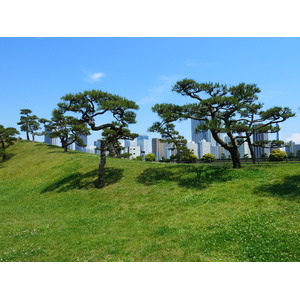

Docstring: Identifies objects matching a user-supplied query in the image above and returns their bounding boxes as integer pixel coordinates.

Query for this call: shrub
[183,153,198,163]
[201,153,216,163]
[269,149,287,161]
[145,153,156,162]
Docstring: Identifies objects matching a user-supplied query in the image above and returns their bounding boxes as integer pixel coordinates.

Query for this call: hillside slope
[0,141,299,261]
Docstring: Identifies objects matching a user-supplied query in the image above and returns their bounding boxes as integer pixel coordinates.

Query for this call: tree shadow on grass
[0,153,16,165]
[136,165,233,190]
[41,167,124,193]
[253,175,300,202]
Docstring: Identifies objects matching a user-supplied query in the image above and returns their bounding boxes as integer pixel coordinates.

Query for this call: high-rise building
[198,139,211,158]
[124,138,137,149]
[238,141,252,158]
[186,141,198,158]
[253,132,270,158]
[94,140,100,154]
[152,138,165,160]
[44,126,59,146]
[285,141,300,155]
[191,119,212,143]
[164,142,175,159]
[137,135,151,157]
[75,134,88,152]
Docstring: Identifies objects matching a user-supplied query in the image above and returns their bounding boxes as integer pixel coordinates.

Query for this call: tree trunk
[246,136,256,164]
[1,141,6,160]
[229,147,241,169]
[26,131,30,141]
[98,140,107,188]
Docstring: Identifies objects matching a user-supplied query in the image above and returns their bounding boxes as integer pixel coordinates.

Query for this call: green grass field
[0,141,299,261]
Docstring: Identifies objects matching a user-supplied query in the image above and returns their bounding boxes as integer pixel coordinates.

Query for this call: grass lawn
[0,140,299,261]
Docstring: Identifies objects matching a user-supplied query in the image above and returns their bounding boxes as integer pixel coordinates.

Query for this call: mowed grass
[0,141,299,262]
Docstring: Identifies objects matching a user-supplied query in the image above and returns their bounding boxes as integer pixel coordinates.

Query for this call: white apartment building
[128,146,141,159]
[198,139,211,158]
[186,141,199,158]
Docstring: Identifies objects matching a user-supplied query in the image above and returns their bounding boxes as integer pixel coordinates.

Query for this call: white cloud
[286,133,300,143]
[83,71,105,83]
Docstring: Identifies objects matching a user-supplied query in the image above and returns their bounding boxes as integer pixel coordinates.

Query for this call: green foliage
[120,152,132,159]
[145,153,156,162]
[61,90,139,187]
[152,79,295,169]
[17,109,41,141]
[41,107,90,152]
[136,155,143,161]
[288,152,295,159]
[0,125,20,160]
[261,153,268,160]
[297,150,300,159]
[201,153,216,163]
[220,153,226,160]
[269,149,287,161]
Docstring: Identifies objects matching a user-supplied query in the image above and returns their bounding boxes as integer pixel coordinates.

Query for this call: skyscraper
[191,119,212,143]
[152,138,165,160]
[137,135,151,156]
[75,134,88,152]
[44,126,59,146]
[252,132,270,158]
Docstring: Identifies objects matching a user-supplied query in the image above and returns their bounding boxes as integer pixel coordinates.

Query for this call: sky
[1,37,300,146]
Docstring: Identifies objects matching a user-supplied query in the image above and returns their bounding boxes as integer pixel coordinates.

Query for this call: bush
[269,149,287,161]
[201,153,216,163]
[136,156,143,161]
[183,153,198,163]
[121,152,132,159]
[145,153,156,162]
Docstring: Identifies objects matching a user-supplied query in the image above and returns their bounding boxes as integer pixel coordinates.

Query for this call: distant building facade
[152,138,165,161]
[285,141,300,155]
[44,126,59,146]
[128,146,141,159]
[75,134,88,152]
[253,132,270,158]
[137,135,151,157]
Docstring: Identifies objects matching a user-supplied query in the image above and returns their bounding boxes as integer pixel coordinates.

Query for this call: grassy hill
[0,140,299,261]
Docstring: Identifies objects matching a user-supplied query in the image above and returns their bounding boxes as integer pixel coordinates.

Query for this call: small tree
[0,125,20,160]
[120,152,132,159]
[149,122,192,163]
[243,153,249,161]
[145,153,156,162]
[61,90,138,188]
[269,149,287,161]
[261,152,268,161]
[288,152,295,161]
[41,107,90,152]
[201,153,216,163]
[296,150,300,161]
[17,109,41,141]
[220,153,226,160]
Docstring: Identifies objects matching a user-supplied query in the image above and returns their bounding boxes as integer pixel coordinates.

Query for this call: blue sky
[1,37,300,146]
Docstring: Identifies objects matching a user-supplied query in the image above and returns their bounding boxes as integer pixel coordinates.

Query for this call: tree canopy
[0,125,19,160]
[17,109,41,141]
[61,90,139,187]
[40,106,90,152]
[152,79,295,168]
